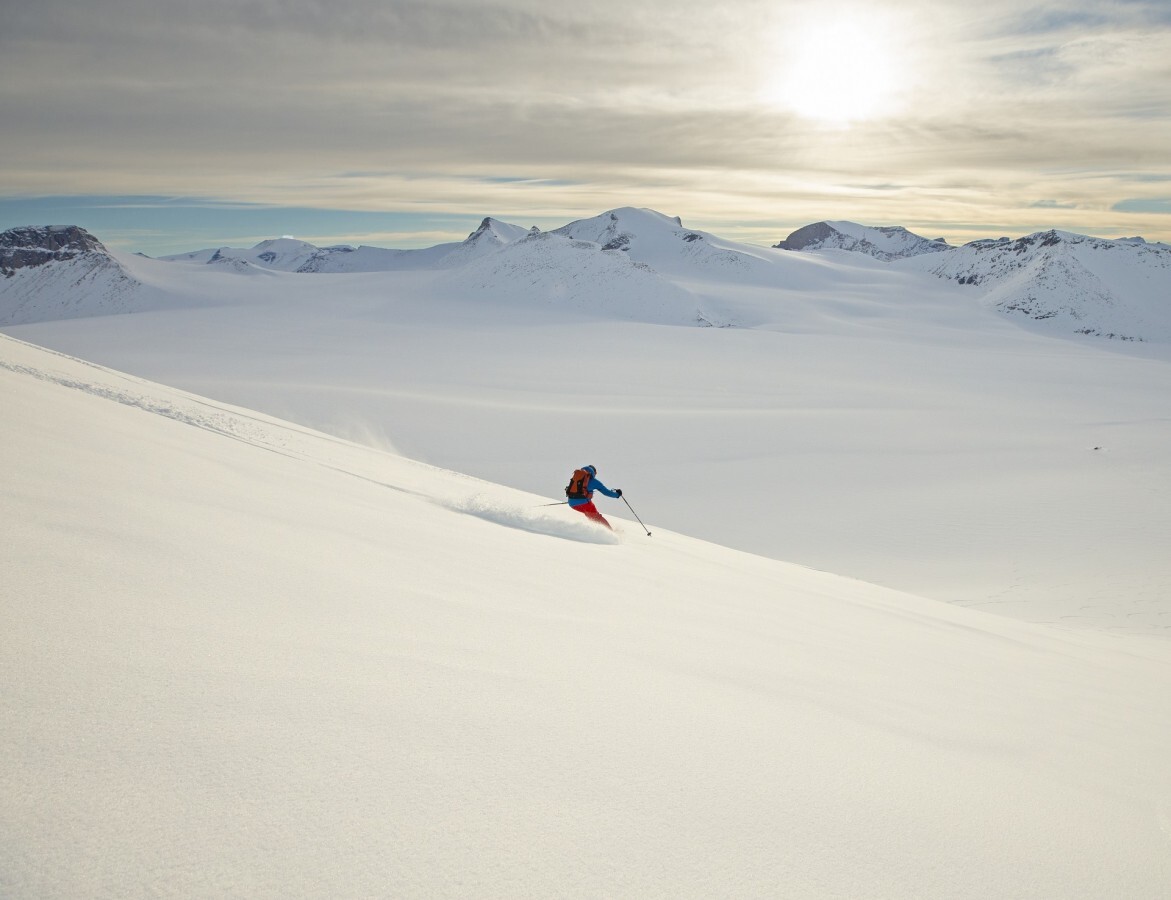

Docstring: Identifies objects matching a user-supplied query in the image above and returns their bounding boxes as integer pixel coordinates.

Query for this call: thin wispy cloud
[1,0,1168,253]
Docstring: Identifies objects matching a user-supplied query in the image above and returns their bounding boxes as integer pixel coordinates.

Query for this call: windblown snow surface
[3,334,1170,899]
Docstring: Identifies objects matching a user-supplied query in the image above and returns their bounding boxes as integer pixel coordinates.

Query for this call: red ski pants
[571,501,612,529]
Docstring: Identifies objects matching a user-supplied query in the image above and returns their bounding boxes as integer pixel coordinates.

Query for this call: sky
[2,0,1170,256]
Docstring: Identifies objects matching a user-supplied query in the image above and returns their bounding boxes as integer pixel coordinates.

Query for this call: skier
[565,465,622,529]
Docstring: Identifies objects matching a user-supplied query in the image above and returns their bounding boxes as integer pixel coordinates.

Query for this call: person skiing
[565,464,622,529]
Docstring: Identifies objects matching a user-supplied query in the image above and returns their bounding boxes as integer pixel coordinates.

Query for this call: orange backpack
[565,468,592,499]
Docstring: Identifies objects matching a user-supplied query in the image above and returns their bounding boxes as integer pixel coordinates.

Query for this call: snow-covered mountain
[163,235,390,272]
[1115,235,1171,250]
[772,220,1171,342]
[437,215,532,267]
[0,225,146,325]
[0,223,106,273]
[5,209,1171,343]
[437,225,703,325]
[161,216,533,274]
[897,229,1171,342]
[296,217,531,273]
[554,206,781,280]
[774,220,952,260]
[164,236,325,271]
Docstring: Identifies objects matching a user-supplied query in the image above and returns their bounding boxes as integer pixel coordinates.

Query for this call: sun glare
[764,9,907,125]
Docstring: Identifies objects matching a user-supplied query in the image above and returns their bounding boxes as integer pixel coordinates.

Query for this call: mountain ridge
[773,220,952,260]
[896,228,1171,341]
[2,211,1169,342]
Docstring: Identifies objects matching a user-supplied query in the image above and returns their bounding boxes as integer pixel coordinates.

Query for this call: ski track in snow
[0,344,433,506]
[448,494,622,544]
[2,338,620,544]
[3,359,285,449]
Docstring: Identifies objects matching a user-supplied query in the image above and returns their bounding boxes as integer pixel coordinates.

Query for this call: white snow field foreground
[3,333,1170,899]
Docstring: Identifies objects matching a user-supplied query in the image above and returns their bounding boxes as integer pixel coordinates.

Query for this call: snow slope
[5,212,1171,636]
[3,332,1169,899]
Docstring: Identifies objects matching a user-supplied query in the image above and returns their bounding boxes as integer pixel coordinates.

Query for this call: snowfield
[3,209,1171,896]
[3,333,1170,899]
[5,210,1170,635]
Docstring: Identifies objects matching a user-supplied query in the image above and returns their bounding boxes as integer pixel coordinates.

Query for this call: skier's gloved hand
[615,489,623,498]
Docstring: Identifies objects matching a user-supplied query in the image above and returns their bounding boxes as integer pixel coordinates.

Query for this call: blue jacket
[568,474,620,507]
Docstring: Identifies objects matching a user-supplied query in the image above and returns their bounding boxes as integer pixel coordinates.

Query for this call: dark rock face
[0,225,142,326]
[0,225,108,276]
[773,222,838,252]
[774,222,951,260]
[467,217,495,240]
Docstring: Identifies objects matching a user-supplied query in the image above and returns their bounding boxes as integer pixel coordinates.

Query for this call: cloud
[1112,199,1171,215]
[1,0,1170,244]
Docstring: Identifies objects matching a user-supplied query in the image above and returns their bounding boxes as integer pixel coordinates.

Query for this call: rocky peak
[468,217,494,238]
[1,225,109,276]
[462,217,531,247]
[467,217,507,242]
[774,221,951,261]
[773,222,839,252]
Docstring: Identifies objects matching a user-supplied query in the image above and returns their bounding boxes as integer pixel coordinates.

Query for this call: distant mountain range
[3,211,1169,341]
[160,216,533,273]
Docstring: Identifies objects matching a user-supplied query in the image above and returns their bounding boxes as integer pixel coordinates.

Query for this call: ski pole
[535,501,568,507]
[622,495,652,536]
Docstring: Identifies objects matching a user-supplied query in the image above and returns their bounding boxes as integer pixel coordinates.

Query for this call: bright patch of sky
[760,4,915,125]
[1,0,1169,250]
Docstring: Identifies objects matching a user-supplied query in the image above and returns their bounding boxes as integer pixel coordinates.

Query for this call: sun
[763,9,907,125]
